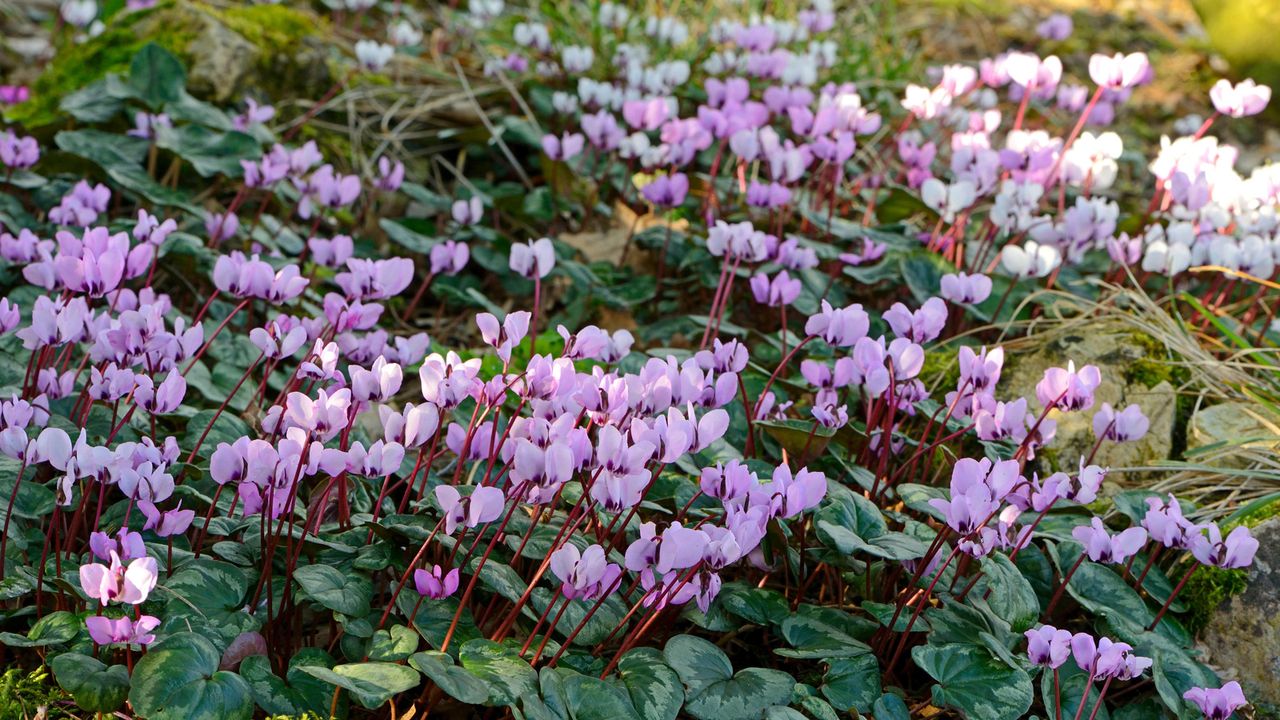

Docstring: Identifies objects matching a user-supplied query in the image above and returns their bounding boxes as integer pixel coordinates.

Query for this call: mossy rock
[7,0,331,128]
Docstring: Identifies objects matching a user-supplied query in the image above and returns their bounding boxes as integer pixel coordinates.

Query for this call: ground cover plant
[0,0,1275,718]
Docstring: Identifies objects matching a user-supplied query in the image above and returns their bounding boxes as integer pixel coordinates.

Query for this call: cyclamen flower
[1072,633,1152,680]
[1036,13,1072,40]
[1072,517,1147,564]
[476,311,531,364]
[434,485,505,535]
[1025,625,1073,668]
[1036,362,1102,411]
[86,615,160,647]
[0,299,19,335]
[805,300,869,347]
[430,240,470,275]
[1209,79,1270,118]
[920,178,976,223]
[509,238,555,279]
[749,270,801,307]
[1142,495,1197,549]
[641,173,689,207]
[452,197,483,226]
[355,40,394,71]
[1191,523,1259,569]
[550,544,622,600]
[1088,52,1150,90]
[1183,682,1248,720]
[541,132,585,161]
[1092,403,1149,442]
[883,297,947,344]
[374,156,405,192]
[79,552,158,606]
[133,372,186,414]
[940,272,992,304]
[414,565,460,599]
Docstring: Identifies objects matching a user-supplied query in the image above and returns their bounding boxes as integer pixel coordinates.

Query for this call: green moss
[1124,331,1191,389]
[920,345,959,393]
[0,667,76,720]
[6,1,190,128]
[6,0,320,129]
[214,3,317,57]
[1181,497,1280,633]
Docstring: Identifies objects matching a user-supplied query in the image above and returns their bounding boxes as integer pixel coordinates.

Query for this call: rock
[152,9,260,102]
[1200,518,1280,707]
[999,327,1176,480]
[1188,401,1280,467]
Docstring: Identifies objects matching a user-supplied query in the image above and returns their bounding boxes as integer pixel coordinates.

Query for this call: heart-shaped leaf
[293,564,373,618]
[912,643,1033,720]
[129,632,253,720]
[50,653,130,712]
[459,639,537,706]
[409,651,492,705]
[299,662,419,709]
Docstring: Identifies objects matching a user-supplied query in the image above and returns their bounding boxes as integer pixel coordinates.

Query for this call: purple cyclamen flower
[510,238,555,279]
[1071,633,1152,680]
[641,173,689,208]
[1183,682,1248,720]
[133,372,186,414]
[805,300,869,347]
[1036,13,1073,40]
[884,297,947,344]
[414,565,460,599]
[374,156,405,192]
[139,501,195,537]
[1036,361,1102,411]
[1025,625,1073,668]
[1191,523,1259,569]
[541,132,585,161]
[0,299,18,335]
[1142,495,1197,549]
[1092,402,1149,442]
[749,270,801,307]
[1072,517,1147,564]
[940,272,993,304]
[430,240,470,276]
[476,311,531,365]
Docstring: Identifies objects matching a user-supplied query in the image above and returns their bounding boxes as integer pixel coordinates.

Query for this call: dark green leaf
[129,43,187,107]
[299,662,420,710]
[409,651,491,705]
[50,653,130,712]
[293,564,373,618]
[979,553,1040,633]
[129,632,253,720]
[459,639,537,706]
[912,643,1034,720]
[820,654,880,713]
[614,647,682,720]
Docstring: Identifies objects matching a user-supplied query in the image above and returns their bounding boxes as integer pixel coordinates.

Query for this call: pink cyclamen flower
[1071,633,1152,680]
[1072,517,1147,564]
[1036,361,1101,411]
[1088,52,1150,90]
[476,311,531,365]
[940,272,992,304]
[434,485,505,535]
[1209,79,1271,118]
[749,270,801,307]
[883,297,947,344]
[86,615,160,646]
[1092,402,1149,442]
[374,156,405,192]
[414,565,460,599]
[550,543,622,600]
[805,300,869,347]
[1025,625,1073,668]
[1183,682,1248,720]
[79,552,158,606]
[541,132,585,161]
[510,238,555,279]
[1191,523,1259,569]
[430,240,470,276]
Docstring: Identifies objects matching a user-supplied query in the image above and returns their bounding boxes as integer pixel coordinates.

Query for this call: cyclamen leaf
[292,564,373,617]
[911,643,1033,720]
[978,552,1040,633]
[459,639,537,706]
[128,632,253,720]
[299,662,420,709]
[409,651,492,705]
[614,647,682,720]
[50,653,131,713]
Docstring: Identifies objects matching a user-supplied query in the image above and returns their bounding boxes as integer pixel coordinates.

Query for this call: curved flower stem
[1085,676,1114,720]
[1072,673,1096,720]
[0,457,30,580]
[752,335,818,417]
[1147,562,1198,630]
[887,546,961,673]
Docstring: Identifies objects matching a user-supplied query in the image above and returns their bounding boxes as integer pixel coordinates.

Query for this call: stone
[999,327,1176,481]
[1200,517,1280,707]
[165,10,260,103]
[1188,401,1280,467]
